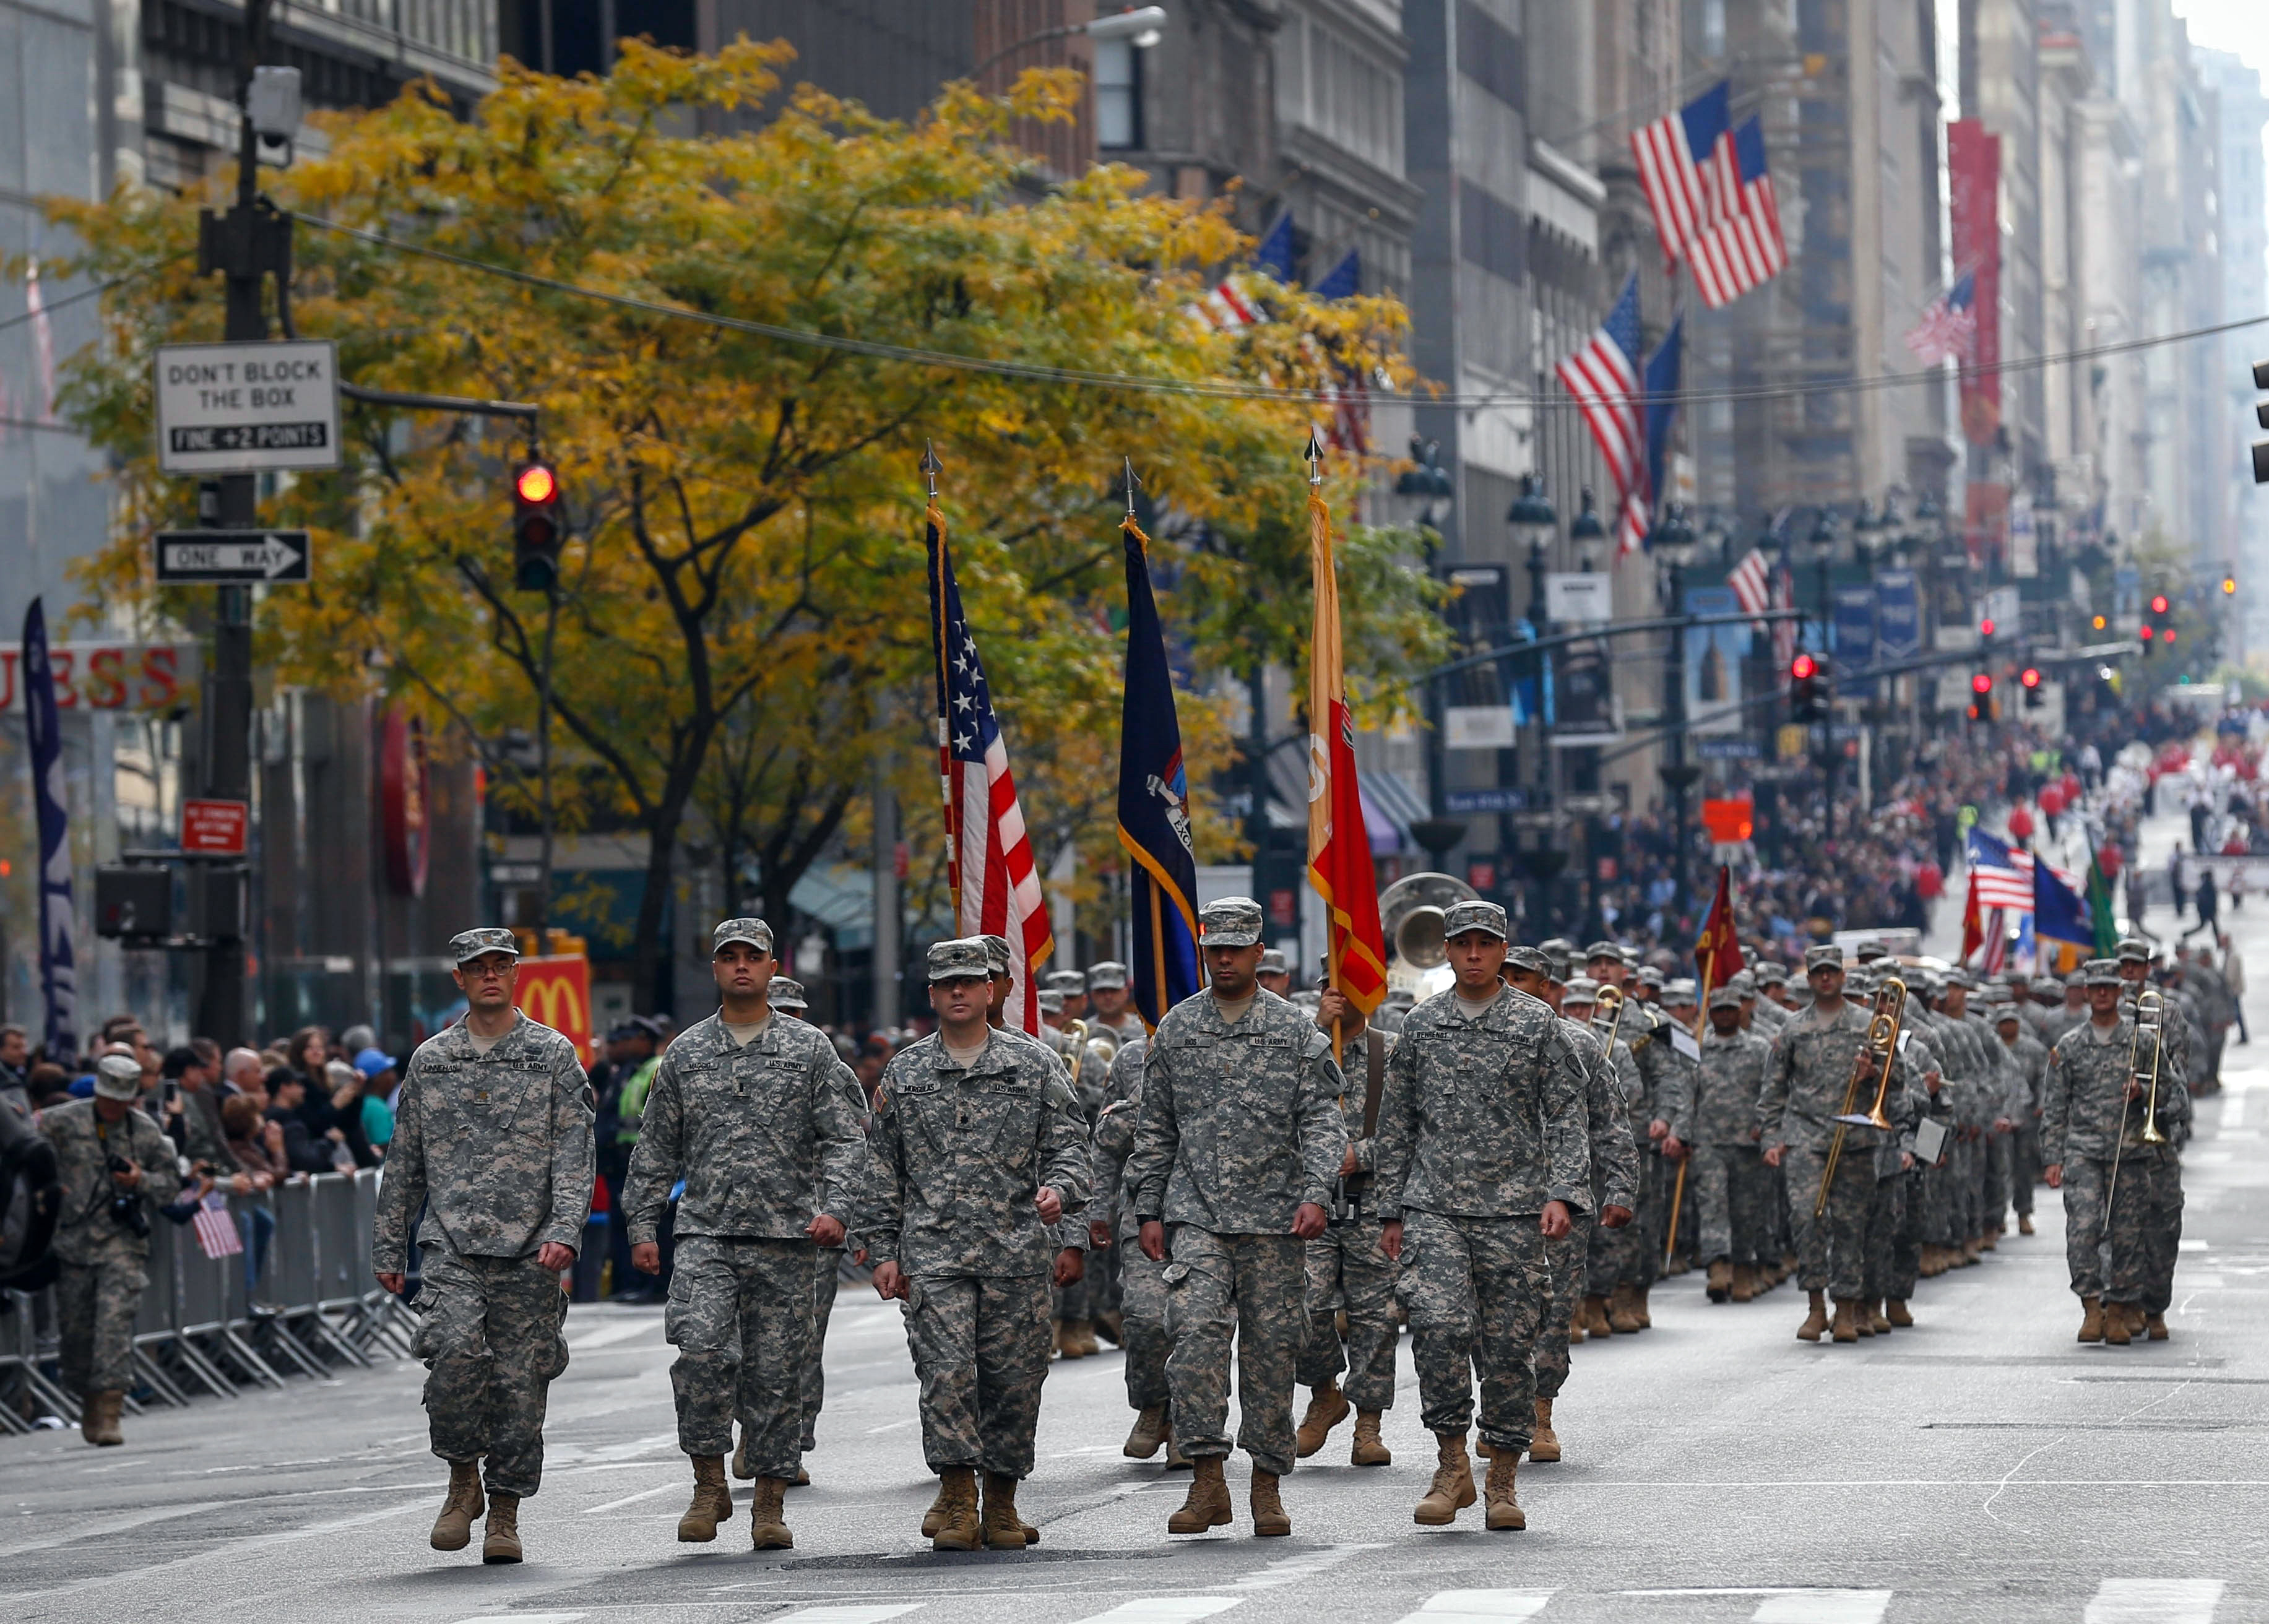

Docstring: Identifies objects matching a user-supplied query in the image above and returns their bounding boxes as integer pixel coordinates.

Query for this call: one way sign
[154,530,313,584]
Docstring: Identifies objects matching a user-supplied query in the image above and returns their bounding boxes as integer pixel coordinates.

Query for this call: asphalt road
[6,803,2265,1623]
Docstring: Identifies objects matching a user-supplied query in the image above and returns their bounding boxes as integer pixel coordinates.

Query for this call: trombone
[2107,989,2166,1227]
[1060,1018,1090,1081]
[1815,977,1908,1218]
[1596,983,1628,1053]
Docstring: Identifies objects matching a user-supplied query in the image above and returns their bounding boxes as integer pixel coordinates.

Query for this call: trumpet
[1815,976,1908,1218]
[1596,983,1628,1053]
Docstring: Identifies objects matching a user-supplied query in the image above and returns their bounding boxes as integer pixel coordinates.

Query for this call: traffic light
[2140,623,2156,656]
[2150,593,2170,616]
[2252,359,2268,484]
[2091,614,2107,631]
[513,459,563,592]
[2021,666,2042,710]
[1968,670,1993,722]
[2224,574,2239,597]
[1979,616,1997,639]
[1790,652,1826,723]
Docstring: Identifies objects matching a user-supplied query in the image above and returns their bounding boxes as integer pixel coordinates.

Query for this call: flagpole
[1307,433,1344,1071]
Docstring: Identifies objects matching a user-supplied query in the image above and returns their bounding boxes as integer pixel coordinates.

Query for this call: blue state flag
[1252,213,1297,282]
[1117,522,1201,1029]
[2034,856,2094,967]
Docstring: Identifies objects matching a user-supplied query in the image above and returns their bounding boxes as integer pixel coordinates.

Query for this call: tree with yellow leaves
[48,41,1444,1010]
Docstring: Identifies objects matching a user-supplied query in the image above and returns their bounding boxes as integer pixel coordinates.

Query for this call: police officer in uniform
[374,928,595,1564]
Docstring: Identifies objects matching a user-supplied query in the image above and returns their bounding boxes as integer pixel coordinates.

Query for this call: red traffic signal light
[2020,667,2041,689]
[1971,672,1993,694]
[1979,617,1997,638]
[2150,594,2171,615]
[516,462,558,504]
[2139,624,2155,641]
[2164,629,2177,644]
[513,459,563,592]
[1791,653,1818,681]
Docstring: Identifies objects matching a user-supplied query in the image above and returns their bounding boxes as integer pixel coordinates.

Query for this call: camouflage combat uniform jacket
[1757,999,1908,1155]
[372,1013,595,1274]
[622,1011,870,1246]
[1560,1016,1641,1211]
[2041,1017,2190,1166]
[43,1100,181,1264]
[1672,1026,1770,1147]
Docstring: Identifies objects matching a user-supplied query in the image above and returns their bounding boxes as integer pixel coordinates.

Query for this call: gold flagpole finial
[1123,456,1142,519]
[1303,428,1326,486]
[920,441,944,500]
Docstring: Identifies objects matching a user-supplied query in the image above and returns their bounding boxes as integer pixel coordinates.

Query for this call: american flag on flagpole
[1727,546,1773,627]
[1904,270,1979,365]
[1688,116,1787,308]
[1631,81,1734,268]
[192,1192,243,1261]
[925,469,1054,1034]
[1966,827,2038,914]
[1981,907,2010,976]
[1556,273,1652,556]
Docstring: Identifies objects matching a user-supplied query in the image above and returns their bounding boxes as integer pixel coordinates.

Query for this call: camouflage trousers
[1588,1151,1664,1294]
[410,1243,570,1498]
[800,1246,842,1451]
[54,1240,147,1396]
[1983,1129,2013,1229]
[1534,1211,1595,1402]
[1164,1228,1307,1476]
[665,1233,815,1474]
[1781,1142,1874,1300]
[1296,1217,1399,1412]
[1398,1209,1549,1454]
[2060,1152,2184,1308]
[1690,1143,1772,1266]
[1862,1172,1916,1302]
[2009,1123,2040,1217]
[1116,1238,1171,1410]
[904,1271,1052,1479]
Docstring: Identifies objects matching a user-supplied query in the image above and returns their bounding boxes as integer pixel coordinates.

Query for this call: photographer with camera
[41,1051,181,1445]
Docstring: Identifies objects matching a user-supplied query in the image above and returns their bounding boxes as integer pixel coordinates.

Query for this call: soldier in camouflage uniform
[1128,897,1346,1539]
[1664,987,1772,1303]
[1991,987,2049,1238]
[758,975,848,1479]
[1515,954,1637,1464]
[1562,972,1646,1336]
[44,1053,181,1446]
[1758,944,1909,1344]
[868,938,1091,1550]
[1258,947,1294,998]
[1091,1029,1183,1464]
[623,923,868,1550]
[2042,957,2189,1344]
[374,928,595,1565]
[1373,901,1591,1532]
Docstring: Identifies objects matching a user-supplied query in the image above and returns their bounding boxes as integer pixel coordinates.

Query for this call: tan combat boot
[1607,1283,1644,1333]
[1054,1321,1084,1360]
[732,1430,754,1480]
[749,1475,793,1550]
[982,1472,1031,1550]
[1163,1430,1191,1469]
[1729,1264,1757,1303]
[1066,1320,1100,1358]
[2103,1303,2132,1345]
[1167,1456,1232,1533]
[2018,1214,2036,1235]
[921,1475,953,1537]
[1528,1399,1560,1463]
[482,1493,522,1564]
[1706,1259,1734,1302]
[430,1459,484,1552]
[1484,1449,1525,1531]
[1568,1314,1586,1345]
[82,1389,124,1448]
[1249,1468,1291,1537]
[1831,1298,1862,1342]
[1635,1286,1654,1328]
[676,1454,733,1542]
[1980,1228,1999,1251]
[930,1467,981,1550]
[2077,1296,2104,1342]
[1295,1382,1350,1458]
[1867,1300,1890,1335]
[1124,1403,1169,1459]
[1797,1289,1829,1342]
[2145,1311,2169,1341]
[1885,1298,1914,1328]
[1581,1294,1612,1337]
[1351,1410,1391,1466]
[1414,1432,1477,1526]
[1096,1310,1124,1345]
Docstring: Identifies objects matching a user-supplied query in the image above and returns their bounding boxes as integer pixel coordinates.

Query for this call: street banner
[1948,119,2002,445]
[516,953,594,1062]
[1115,512,1201,1032]
[21,599,77,1060]
[1875,569,1920,660]
[1305,460,1388,1017]
[1833,585,1876,694]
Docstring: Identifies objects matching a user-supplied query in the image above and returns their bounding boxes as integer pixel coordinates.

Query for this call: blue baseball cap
[353,1047,399,1079]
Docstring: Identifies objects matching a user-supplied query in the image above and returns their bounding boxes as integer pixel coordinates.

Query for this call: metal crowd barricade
[1,1166,413,1428]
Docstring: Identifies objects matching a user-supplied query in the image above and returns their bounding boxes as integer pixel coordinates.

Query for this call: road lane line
[582,1482,677,1515]
[0,1499,231,1560]
[1389,1592,1557,1624]
[1071,1601,1242,1624]
[2083,1578,2226,1623]
[1232,1541,1385,1589]
[450,1615,587,1624]
[770,1608,925,1624]
[1752,1592,1892,1624]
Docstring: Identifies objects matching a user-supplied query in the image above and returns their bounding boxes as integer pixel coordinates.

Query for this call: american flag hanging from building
[1904,270,1979,365]
[1556,273,1653,556]
[1687,116,1787,308]
[1631,81,1734,269]
[1727,545,1773,626]
[925,483,1053,1034]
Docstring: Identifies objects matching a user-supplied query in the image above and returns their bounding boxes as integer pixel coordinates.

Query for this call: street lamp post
[974,6,1168,80]
[1507,475,1559,930]
[1653,504,1701,919]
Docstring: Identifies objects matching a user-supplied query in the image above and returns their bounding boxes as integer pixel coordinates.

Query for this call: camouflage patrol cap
[2083,957,2122,987]
[1804,944,1845,971]
[1845,967,1875,995]
[1037,988,1064,1015]
[982,934,1013,975]
[1086,961,1131,989]
[1708,985,1744,1011]
[1728,968,1757,994]
[1443,899,1510,941]
[93,1052,144,1101]
[2114,936,2152,964]
[1583,940,1623,964]
[1504,945,1550,977]
[711,917,774,955]
[769,977,808,1011]
[2065,970,2087,990]
[1853,938,1890,962]
[1754,961,1789,987]
[1044,970,1086,996]
[1258,947,1290,975]
[1633,962,1666,989]
[1197,896,1265,948]
[1540,943,1574,983]
[927,938,993,982]
[1663,978,1698,1005]
[1562,975,1602,1003]
[450,926,521,965]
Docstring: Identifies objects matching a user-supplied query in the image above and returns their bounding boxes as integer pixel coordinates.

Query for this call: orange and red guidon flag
[1693,864,1745,997]
[1305,473,1388,1014]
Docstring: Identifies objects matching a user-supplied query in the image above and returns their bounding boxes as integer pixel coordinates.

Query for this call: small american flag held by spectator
[1905,271,1977,365]
[193,1191,242,1260]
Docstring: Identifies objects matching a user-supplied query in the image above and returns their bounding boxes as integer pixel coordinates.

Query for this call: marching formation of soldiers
[334,879,2206,1564]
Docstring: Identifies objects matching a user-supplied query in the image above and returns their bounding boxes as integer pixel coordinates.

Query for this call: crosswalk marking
[582,1482,676,1515]
[450,1616,586,1624]
[1390,1592,1557,1624]
[1233,1542,1385,1590]
[2085,1578,2226,1623]
[1752,1593,1892,1624]
[1070,1603,1240,1624]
